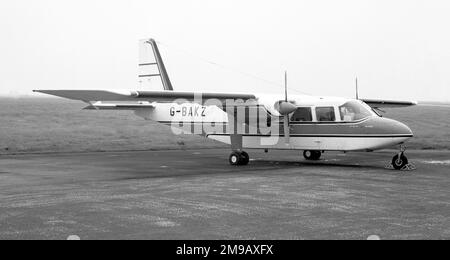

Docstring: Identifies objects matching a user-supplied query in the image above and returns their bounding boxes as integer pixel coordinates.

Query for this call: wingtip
[33,90,49,95]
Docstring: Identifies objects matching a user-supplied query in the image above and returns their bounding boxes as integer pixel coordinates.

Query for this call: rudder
[138,39,173,91]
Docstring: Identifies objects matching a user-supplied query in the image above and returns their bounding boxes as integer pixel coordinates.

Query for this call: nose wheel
[229,151,250,166]
[392,153,408,170]
[391,145,412,170]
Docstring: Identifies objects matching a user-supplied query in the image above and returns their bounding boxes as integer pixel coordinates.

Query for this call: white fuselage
[133,94,413,152]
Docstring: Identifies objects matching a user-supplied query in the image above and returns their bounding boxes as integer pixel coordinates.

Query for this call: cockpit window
[316,107,336,122]
[339,101,373,121]
[291,107,312,122]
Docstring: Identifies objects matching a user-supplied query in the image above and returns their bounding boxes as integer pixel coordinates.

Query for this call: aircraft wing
[361,99,418,108]
[33,90,257,108]
[34,90,140,101]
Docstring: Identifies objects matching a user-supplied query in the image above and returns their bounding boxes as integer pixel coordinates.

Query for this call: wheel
[303,150,312,160]
[240,151,250,165]
[303,150,321,160]
[229,151,250,166]
[312,151,322,160]
[392,153,408,170]
[229,152,241,166]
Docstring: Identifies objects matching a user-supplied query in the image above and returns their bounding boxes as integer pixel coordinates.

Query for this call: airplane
[34,38,417,170]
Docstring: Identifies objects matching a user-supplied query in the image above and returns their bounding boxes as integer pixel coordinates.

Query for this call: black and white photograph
[0,0,449,244]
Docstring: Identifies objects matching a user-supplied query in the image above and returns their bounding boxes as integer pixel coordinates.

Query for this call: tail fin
[138,39,173,91]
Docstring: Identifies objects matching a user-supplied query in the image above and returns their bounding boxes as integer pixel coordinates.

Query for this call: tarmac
[0,148,449,240]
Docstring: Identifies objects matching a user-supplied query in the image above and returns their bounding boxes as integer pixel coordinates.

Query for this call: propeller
[275,71,296,144]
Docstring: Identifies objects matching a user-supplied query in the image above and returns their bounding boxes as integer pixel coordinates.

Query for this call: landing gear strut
[303,150,322,160]
[392,145,408,170]
[229,151,250,166]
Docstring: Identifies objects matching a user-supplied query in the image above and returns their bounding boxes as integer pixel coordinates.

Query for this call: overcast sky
[0,0,449,101]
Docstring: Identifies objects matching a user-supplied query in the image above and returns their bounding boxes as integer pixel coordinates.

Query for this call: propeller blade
[282,71,291,144]
[284,116,290,144]
[285,71,288,102]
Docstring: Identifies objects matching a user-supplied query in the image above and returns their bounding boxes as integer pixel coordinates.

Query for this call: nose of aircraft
[399,121,413,137]
[366,116,413,137]
[382,117,414,137]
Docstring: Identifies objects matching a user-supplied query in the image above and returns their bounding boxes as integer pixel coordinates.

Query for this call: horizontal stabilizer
[83,101,155,110]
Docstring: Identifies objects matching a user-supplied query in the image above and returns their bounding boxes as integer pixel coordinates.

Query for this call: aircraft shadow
[115,158,389,181]
[249,159,386,170]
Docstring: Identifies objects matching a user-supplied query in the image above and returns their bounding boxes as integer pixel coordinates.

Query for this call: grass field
[0,98,449,155]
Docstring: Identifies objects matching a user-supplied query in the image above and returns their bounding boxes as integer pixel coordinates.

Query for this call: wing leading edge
[361,99,418,108]
[33,90,257,103]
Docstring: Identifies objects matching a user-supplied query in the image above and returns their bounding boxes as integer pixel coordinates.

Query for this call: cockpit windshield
[339,100,374,121]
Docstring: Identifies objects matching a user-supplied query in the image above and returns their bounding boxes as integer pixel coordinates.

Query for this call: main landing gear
[303,150,322,160]
[229,134,249,166]
[391,145,409,170]
[229,151,250,166]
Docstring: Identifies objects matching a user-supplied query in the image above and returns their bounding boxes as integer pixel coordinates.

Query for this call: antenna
[355,77,359,100]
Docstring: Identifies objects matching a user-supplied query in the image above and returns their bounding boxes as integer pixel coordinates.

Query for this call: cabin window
[339,101,373,121]
[315,107,336,122]
[291,107,312,122]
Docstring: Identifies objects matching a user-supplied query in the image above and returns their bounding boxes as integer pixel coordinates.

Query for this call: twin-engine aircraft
[35,39,417,170]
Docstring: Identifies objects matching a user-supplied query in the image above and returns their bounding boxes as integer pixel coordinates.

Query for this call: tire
[303,150,312,160]
[229,152,241,166]
[303,150,321,160]
[312,151,322,160]
[392,153,408,170]
[240,151,250,165]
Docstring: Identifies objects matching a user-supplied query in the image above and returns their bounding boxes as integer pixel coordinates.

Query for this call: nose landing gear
[229,151,250,166]
[392,153,408,170]
[390,145,415,171]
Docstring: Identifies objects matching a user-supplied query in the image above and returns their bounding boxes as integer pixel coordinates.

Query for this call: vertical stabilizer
[139,39,173,91]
